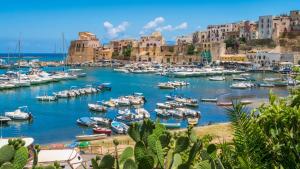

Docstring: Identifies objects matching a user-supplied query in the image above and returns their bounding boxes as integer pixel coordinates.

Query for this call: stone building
[110,39,136,55]
[272,15,291,40]
[95,46,113,61]
[176,35,193,45]
[290,10,300,31]
[67,32,100,64]
[239,21,258,40]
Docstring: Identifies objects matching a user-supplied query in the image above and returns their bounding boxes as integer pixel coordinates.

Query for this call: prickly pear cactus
[99,154,115,169]
[119,147,134,165]
[123,159,137,169]
[0,145,15,164]
[128,123,141,142]
[12,146,29,169]
[174,136,189,153]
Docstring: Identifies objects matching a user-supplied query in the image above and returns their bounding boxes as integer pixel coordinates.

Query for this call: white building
[247,51,294,68]
[258,15,273,39]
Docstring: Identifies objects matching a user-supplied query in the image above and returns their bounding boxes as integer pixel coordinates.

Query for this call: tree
[187,44,195,55]
[122,45,132,60]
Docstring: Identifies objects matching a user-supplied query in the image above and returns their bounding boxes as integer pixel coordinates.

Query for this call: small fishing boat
[115,98,131,106]
[169,110,184,118]
[88,103,107,112]
[209,76,225,81]
[111,121,129,134]
[92,127,112,135]
[177,108,200,117]
[135,108,150,118]
[187,117,199,126]
[98,83,112,91]
[154,109,171,117]
[0,116,11,124]
[5,106,32,120]
[90,117,111,126]
[175,97,199,107]
[36,95,57,101]
[157,83,175,89]
[161,122,181,129]
[156,103,172,109]
[76,134,107,141]
[273,81,288,87]
[232,77,247,81]
[230,82,254,89]
[76,117,96,127]
[102,100,117,107]
[263,77,281,82]
[201,98,218,102]
[217,102,233,107]
[258,83,275,87]
[240,100,252,105]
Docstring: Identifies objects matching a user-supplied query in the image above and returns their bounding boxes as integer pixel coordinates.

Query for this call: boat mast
[62,33,66,71]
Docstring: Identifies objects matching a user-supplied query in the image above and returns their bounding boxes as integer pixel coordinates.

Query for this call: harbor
[0,54,289,144]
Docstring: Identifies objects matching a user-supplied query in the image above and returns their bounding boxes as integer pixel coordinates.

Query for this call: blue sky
[0,0,299,53]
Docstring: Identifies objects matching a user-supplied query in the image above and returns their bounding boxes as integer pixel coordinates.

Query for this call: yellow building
[95,46,113,61]
[220,54,248,62]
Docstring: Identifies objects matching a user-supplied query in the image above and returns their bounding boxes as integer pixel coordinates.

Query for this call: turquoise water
[0,54,289,144]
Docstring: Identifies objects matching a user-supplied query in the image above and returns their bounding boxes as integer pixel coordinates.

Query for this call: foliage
[187,44,195,55]
[292,66,300,73]
[224,37,239,53]
[122,45,132,60]
[91,119,223,169]
[220,92,300,169]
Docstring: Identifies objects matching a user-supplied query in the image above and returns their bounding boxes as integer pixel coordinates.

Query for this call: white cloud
[155,22,188,32]
[143,17,165,30]
[103,21,129,39]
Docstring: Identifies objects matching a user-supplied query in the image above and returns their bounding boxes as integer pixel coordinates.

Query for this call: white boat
[263,77,281,82]
[90,117,111,126]
[201,98,218,102]
[258,83,275,87]
[156,103,172,109]
[230,82,254,89]
[209,76,225,81]
[176,108,200,117]
[102,100,117,107]
[115,98,130,106]
[154,109,170,117]
[0,137,34,148]
[135,108,150,118]
[5,106,32,120]
[36,95,57,101]
[54,90,69,98]
[0,116,11,124]
[88,103,107,112]
[168,109,184,118]
[76,134,107,141]
[111,121,129,134]
[187,117,199,126]
[157,83,175,89]
[28,149,83,169]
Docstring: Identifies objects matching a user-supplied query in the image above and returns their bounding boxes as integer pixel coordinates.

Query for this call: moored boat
[92,127,112,135]
[201,98,218,102]
[88,103,107,112]
[90,117,111,126]
[0,116,11,124]
[76,117,96,127]
[161,122,181,129]
[209,76,225,81]
[5,106,32,120]
[111,121,129,134]
[76,134,107,141]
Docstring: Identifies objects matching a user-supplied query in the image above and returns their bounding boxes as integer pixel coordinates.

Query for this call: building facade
[67,32,100,64]
[290,10,300,31]
[258,15,274,39]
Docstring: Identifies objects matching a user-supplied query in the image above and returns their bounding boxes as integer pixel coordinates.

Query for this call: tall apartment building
[192,31,208,44]
[239,21,258,40]
[67,32,100,64]
[258,15,273,39]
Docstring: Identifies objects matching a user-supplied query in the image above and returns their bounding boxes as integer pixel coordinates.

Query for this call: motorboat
[176,108,200,117]
[115,98,130,106]
[76,117,96,127]
[76,134,107,141]
[0,137,34,148]
[0,116,11,124]
[201,98,218,102]
[187,117,199,126]
[161,122,181,129]
[232,76,247,81]
[157,83,175,89]
[102,100,117,107]
[156,103,172,109]
[5,106,32,120]
[135,108,150,118]
[263,77,281,82]
[174,97,198,107]
[88,103,107,112]
[273,81,288,87]
[92,127,112,135]
[155,109,171,117]
[111,121,129,134]
[217,102,233,107]
[90,117,111,126]
[240,100,252,105]
[258,83,275,87]
[209,76,225,81]
[28,149,83,169]
[169,109,184,118]
[36,95,57,101]
[230,82,254,89]
[54,90,69,98]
